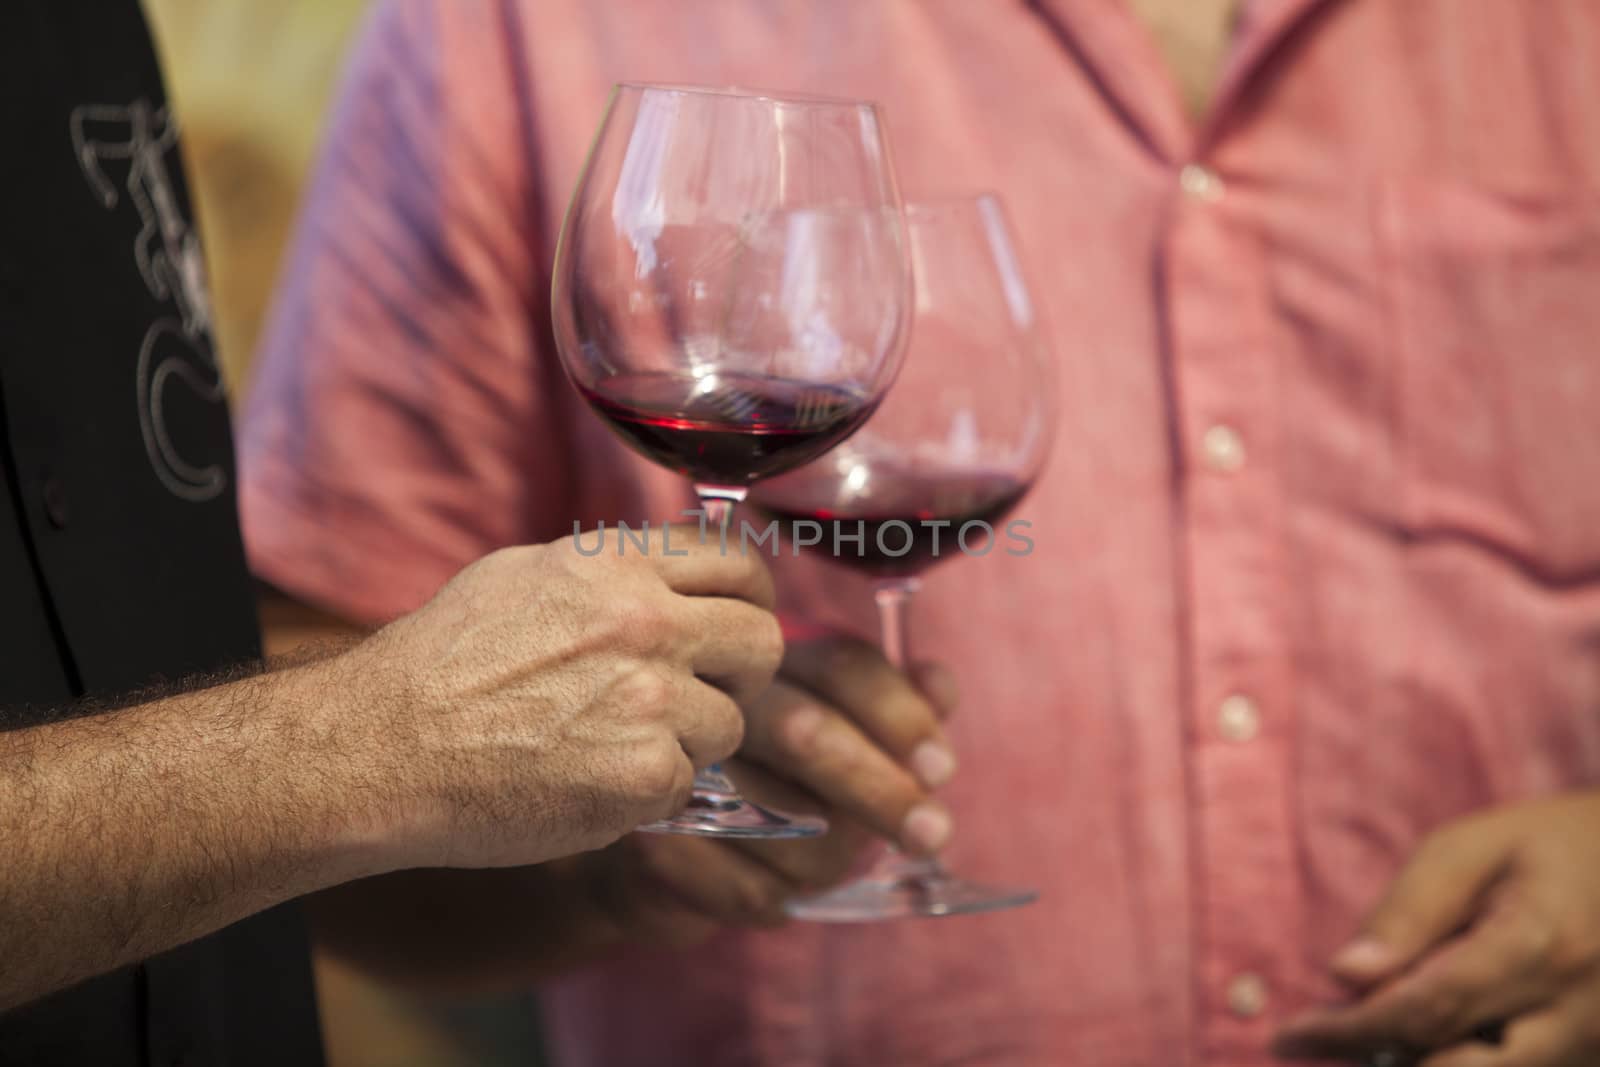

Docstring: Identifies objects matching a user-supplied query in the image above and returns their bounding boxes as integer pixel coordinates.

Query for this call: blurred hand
[335,525,783,871]
[590,634,958,934]
[1273,789,1600,1067]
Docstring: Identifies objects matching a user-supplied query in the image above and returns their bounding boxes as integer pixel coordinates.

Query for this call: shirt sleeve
[238,0,574,624]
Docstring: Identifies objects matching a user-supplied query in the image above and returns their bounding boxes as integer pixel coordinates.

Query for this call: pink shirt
[239,2,1600,1064]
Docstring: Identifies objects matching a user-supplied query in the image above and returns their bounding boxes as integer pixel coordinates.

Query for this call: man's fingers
[682,597,784,706]
[724,756,827,821]
[1273,995,1418,1060]
[1383,902,1559,1045]
[726,760,873,890]
[741,681,952,855]
[735,818,872,893]
[624,834,790,928]
[782,638,955,790]
[648,526,777,610]
[1274,905,1556,1056]
[671,678,746,771]
[1420,1009,1574,1067]
[1334,817,1517,988]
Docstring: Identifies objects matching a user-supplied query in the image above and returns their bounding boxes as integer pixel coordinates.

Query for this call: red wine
[759,471,1029,577]
[581,371,876,486]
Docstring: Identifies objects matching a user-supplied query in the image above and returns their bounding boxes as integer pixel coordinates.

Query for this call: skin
[0,526,781,1012]
[1273,790,1600,1067]
[263,592,958,991]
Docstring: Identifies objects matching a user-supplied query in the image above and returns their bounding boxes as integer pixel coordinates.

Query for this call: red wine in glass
[746,193,1054,918]
[752,455,1044,920]
[549,84,913,841]
[581,371,877,487]
[760,470,1029,578]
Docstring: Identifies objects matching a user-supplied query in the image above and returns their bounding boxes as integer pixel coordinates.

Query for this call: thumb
[1333,816,1514,989]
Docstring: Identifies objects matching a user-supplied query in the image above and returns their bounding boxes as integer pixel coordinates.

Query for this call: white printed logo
[71,99,226,503]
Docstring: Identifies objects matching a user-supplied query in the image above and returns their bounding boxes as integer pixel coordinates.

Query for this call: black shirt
[0,3,323,1063]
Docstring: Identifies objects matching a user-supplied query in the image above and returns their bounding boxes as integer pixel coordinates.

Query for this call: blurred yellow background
[143,0,368,393]
[142,1,546,1063]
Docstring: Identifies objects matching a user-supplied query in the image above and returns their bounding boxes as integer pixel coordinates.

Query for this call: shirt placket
[1163,170,1301,1064]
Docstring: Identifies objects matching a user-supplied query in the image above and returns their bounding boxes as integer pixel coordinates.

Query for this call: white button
[1226,973,1269,1018]
[1218,694,1261,743]
[1201,424,1246,472]
[1180,163,1225,202]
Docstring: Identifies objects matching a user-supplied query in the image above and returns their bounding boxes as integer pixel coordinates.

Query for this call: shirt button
[1180,163,1225,202]
[1201,424,1246,472]
[1218,694,1261,742]
[1227,972,1269,1018]
[41,477,69,529]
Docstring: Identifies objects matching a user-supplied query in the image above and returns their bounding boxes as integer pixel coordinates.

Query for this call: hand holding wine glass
[752,193,1057,918]
[574,641,960,937]
[551,83,913,839]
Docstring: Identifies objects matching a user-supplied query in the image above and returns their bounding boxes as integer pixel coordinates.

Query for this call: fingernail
[909,740,957,789]
[1332,937,1394,975]
[901,803,953,854]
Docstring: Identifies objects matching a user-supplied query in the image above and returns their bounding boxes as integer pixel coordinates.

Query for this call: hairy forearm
[0,650,386,1011]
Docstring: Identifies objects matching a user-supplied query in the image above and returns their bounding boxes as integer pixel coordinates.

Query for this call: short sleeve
[238,0,574,624]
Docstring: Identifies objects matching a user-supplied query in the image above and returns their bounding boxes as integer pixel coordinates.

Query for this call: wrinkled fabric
[240,2,1600,1063]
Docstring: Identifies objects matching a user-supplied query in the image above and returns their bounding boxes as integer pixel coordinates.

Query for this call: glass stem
[693,484,749,788]
[871,578,943,882]
[694,484,747,556]
[873,578,920,673]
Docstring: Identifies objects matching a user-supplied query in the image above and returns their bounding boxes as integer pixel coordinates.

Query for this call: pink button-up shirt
[239,2,1600,1064]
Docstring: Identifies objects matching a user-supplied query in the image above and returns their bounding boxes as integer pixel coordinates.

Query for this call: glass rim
[613,80,884,111]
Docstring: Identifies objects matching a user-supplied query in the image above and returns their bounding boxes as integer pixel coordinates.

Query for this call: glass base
[638,765,828,840]
[786,855,1038,921]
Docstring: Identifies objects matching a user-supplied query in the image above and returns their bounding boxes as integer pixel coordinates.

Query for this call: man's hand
[0,525,780,1011]
[1273,790,1600,1066]
[330,525,783,871]
[583,635,958,935]
[300,631,951,988]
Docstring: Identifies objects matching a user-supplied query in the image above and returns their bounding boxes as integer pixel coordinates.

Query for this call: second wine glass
[551,83,914,839]
[752,193,1057,916]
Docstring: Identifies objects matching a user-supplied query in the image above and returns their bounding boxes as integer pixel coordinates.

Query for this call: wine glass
[751,193,1056,916]
[551,83,913,839]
